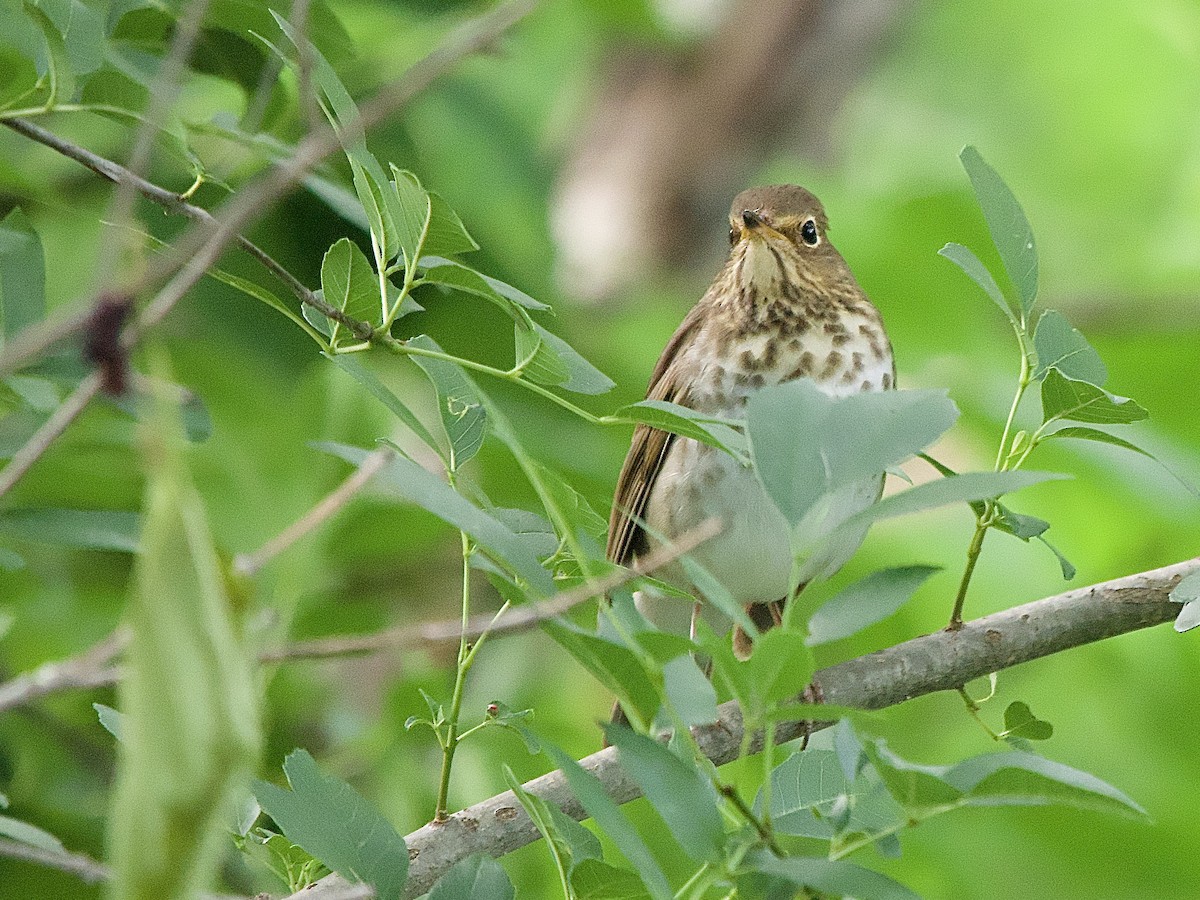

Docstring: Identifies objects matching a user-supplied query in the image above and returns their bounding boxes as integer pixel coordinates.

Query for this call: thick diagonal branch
[397,556,1196,897]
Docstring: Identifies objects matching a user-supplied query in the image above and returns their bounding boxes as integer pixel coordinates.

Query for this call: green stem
[717,782,783,856]
[674,862,713,899]
[994,351,1032,472]
[434,525,474,822]
[949,515,989,629]
[956,687,1000,740]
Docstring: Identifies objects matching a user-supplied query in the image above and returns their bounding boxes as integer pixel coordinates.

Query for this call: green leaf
[959,146,1038,317]
[504,766,600,882]
[544,623,660,726]
[1037,535,1076,580]
[317,443,554,594]
[110,367,259,899]
[570,859,653,899]
[602,725,725,863]
[938,241,1017,327]
[0,508,139,552]
[864,740,962,814]
[543,740,672,900]
[616,400,747,460]
[350,159,400,266]
[531,324,615,395]
[1032,310,1107,386]
[746,628,814,710]
[94,702,124,740]
[320,238,379,347]
[33,0,105,76]
[254,750,408,900]
[661,654,719,726]
[514,321,569,386]
[747,383,958,527]
[407,335,487,467]
[989,504,1050,541]
[388,176,477,263]
[1040,367,1148,425]
[761,749,849,837]
[1170,572,1200,633]
[1001,701,1053,741]
[418,256,549,311]
[0,814,66,853]
[427,855,513,900]
[947,750,1147,819]
[830,470,1068,543]
[807,565,940,646]
[325,353,443,460]
[1042,425,1155,458]
[741,849,919,900]
[0,207,46,344]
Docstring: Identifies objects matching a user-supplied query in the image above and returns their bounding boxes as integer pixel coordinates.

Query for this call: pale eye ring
[800,219,819,246]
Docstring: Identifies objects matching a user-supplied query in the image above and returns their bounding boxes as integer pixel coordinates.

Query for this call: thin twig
[233,447,395,577]
[93,0,211,294]
[260,516,722,662]
[0,627,128,715]
[0,372,102,501]
[0,518,722,708]
[0,117,322,326]
[0,838,110,884]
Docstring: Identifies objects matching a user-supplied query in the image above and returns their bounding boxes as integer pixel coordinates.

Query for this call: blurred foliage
[0,0,1198,897]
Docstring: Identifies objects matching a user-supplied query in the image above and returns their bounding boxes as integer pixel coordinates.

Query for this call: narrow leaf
[959,146,1038,316]
[946,750,1148,819]
[807,565,940,646]
[570,859,652,899]
[743,850,919,900]
[602,725,726,863]
[938,242,1016,326]
[830,470,1068,542]
[0,815,66,853]
[317,443,553,593]
[0,508,139,553]
[1042,426,1155,458]
[543,741,673,900]
[617,400,747,460]
[325,354,443,459]
[407,335,487,467]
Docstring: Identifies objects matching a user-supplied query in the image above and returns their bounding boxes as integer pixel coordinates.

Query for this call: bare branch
[0,518,720,708]
[0,372,102,501]
[234,447,395,577]
[396,556,1198,896]
[0,627,127,714]
[259,516,722,662]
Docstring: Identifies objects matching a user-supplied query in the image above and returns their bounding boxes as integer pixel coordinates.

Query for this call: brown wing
[606,306,705,566]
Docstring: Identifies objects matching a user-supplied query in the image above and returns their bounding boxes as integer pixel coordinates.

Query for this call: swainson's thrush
[607,185,895,669]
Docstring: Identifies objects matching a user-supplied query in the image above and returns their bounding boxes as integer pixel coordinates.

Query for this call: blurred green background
[1,0,1198,896]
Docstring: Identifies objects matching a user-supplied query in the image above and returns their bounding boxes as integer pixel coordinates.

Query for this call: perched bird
[606,185,895,689]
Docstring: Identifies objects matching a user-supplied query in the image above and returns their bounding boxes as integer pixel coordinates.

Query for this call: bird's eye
[800,219,819,246]
[729,226,739,246]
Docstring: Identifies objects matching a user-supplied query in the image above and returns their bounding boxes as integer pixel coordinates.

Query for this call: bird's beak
[737,209,783,242]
